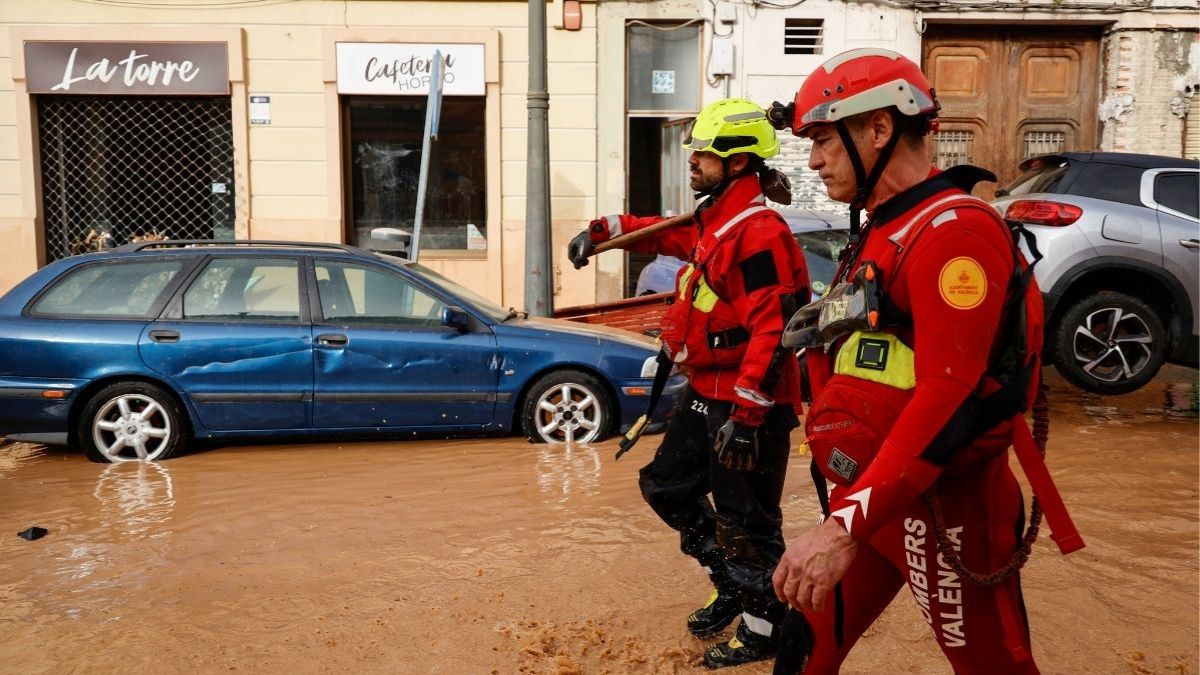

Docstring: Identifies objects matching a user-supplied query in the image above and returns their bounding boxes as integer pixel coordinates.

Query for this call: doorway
[922,24,1103,195]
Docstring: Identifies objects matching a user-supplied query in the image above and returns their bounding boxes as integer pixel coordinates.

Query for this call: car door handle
[316,332,349,347]
[148,329,180,343]
[1180,239,1200,250]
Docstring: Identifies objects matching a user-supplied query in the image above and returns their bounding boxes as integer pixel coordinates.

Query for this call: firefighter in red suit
[767,49,1047,674]
[568,98,810,668]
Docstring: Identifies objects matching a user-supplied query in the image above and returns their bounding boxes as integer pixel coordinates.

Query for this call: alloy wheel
[1072,306,1154,384]
[91,393,174,462]
[532,382,603,444]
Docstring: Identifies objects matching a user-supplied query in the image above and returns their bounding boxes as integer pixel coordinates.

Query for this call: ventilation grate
[932,130,974,169]
[784,19,823,56]
[1023,131,1065,159]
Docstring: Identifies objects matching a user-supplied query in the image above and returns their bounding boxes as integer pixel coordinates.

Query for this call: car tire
[1050,291,1169,395]
[78,382,189,463]
[520,369,613,444]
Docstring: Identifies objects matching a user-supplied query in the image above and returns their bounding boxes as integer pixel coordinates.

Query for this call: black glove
[714,420,760,471]
[568,219,612,270]
[567,230,594,269]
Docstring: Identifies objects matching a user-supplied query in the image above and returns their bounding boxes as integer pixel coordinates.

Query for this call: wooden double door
[922,25,1102,195]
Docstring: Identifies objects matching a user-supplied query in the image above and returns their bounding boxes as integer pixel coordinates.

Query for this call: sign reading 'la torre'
[336,43,485,96]
[24,42,229,95]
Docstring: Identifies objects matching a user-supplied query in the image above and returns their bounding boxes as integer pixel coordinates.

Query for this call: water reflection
[0,440,45,478]
[1163,381,1199,420]
[535,443,602,504]
[93,461,176,539]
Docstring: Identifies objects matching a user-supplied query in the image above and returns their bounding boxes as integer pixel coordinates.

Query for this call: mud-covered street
[0,366,1196,675]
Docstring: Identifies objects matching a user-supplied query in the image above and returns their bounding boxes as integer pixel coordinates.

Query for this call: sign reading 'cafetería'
[335,43,486,96]
[24,42,229,95]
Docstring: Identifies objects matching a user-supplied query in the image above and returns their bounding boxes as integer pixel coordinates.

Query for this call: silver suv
[992,152,1199,395]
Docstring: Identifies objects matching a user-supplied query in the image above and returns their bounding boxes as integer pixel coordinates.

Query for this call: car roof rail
[110,239,365,254]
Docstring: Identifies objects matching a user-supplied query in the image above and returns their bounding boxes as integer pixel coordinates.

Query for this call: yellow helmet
[682,98,780,159]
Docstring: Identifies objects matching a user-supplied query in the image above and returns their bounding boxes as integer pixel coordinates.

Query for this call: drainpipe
[525,0,554,316]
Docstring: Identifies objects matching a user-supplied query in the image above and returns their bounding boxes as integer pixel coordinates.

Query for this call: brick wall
[1101,29,1199,157]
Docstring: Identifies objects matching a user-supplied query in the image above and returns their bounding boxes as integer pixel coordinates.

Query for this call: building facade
[0,0,600,308]
[593,0,1198,298]
[1,0,1196,304]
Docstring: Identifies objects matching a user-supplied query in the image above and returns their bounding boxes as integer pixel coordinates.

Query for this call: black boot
[703,618,778,669]
[687,587,741,638]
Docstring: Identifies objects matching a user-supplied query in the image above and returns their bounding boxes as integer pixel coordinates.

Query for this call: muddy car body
[992,152,1199,395]
[0,241,684,462]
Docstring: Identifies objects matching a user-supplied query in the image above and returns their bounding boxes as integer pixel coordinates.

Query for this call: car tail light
[1004,199,1083,227]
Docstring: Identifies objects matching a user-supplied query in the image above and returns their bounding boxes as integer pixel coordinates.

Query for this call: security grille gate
[37,96,235,262]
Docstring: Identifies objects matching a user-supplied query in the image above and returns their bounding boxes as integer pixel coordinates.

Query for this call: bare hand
[772,517,858,612]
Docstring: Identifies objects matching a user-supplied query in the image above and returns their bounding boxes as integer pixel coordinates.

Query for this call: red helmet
[788,48,938,136]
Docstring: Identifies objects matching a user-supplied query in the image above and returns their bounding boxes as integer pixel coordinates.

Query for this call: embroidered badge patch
[827,448,858,482]
[938,257,986,309]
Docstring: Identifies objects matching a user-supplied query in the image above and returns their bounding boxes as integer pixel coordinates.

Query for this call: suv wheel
[1051,291,1168,395]
[520,370,612,444]
[79,382,189,462]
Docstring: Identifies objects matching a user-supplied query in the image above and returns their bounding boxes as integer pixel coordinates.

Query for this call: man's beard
[689,168,724,192]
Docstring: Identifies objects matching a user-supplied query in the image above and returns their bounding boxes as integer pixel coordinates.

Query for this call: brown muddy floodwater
[1,367,1196,675]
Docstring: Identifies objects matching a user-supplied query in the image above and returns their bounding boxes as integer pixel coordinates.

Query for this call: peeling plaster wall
[1101,29,1199,157]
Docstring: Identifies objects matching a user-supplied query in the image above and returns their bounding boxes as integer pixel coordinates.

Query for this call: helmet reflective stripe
[790,48,939,135]
[800,78,936,124]
[723,111,766,122]
[820,47,902,73]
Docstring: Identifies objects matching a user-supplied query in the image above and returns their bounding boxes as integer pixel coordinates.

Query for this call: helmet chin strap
[833,116,905,249]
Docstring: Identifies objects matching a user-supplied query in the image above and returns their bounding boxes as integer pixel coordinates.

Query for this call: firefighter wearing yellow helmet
[568,98,811,668]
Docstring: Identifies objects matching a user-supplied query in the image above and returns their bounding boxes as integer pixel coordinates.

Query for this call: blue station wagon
[0,241,684,462]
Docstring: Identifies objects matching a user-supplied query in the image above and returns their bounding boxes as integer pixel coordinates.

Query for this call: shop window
[344,96,487,254]
[37,95,235,262]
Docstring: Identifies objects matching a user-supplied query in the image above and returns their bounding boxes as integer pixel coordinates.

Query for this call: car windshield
[1002,156,1069,196]
[403,261,511,322]
[794,230,848,296]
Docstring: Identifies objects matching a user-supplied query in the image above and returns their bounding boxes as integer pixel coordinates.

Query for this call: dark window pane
[1002,157,1069,196]
[32,260,183,318]
[1065,163,1144,206]
[345,96,486,253]
[1154,172,1200,219]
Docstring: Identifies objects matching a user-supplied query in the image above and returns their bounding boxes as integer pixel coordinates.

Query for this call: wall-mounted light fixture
[562,0,582,31]
[553,0,584,31]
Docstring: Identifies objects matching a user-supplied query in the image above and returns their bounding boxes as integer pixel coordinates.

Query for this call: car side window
[1153,172,1199,219]
[1065,163,1144,206]
[314,260,446,326]
[31,259,184,318]
[182,258,301,322]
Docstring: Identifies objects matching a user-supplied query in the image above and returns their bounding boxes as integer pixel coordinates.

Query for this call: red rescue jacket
[596,175,810,424]
[804,166,1044,539]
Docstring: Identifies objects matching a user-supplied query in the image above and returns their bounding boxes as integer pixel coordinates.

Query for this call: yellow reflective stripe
[678,264,695,296]
[834,331,916,390]
[693,275,719,312]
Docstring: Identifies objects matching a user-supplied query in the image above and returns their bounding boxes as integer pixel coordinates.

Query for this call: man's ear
[727,153,751,175]
[870,109,895,150]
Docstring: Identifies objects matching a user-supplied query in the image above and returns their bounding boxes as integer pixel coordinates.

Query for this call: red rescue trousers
[776,451,1039,675]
